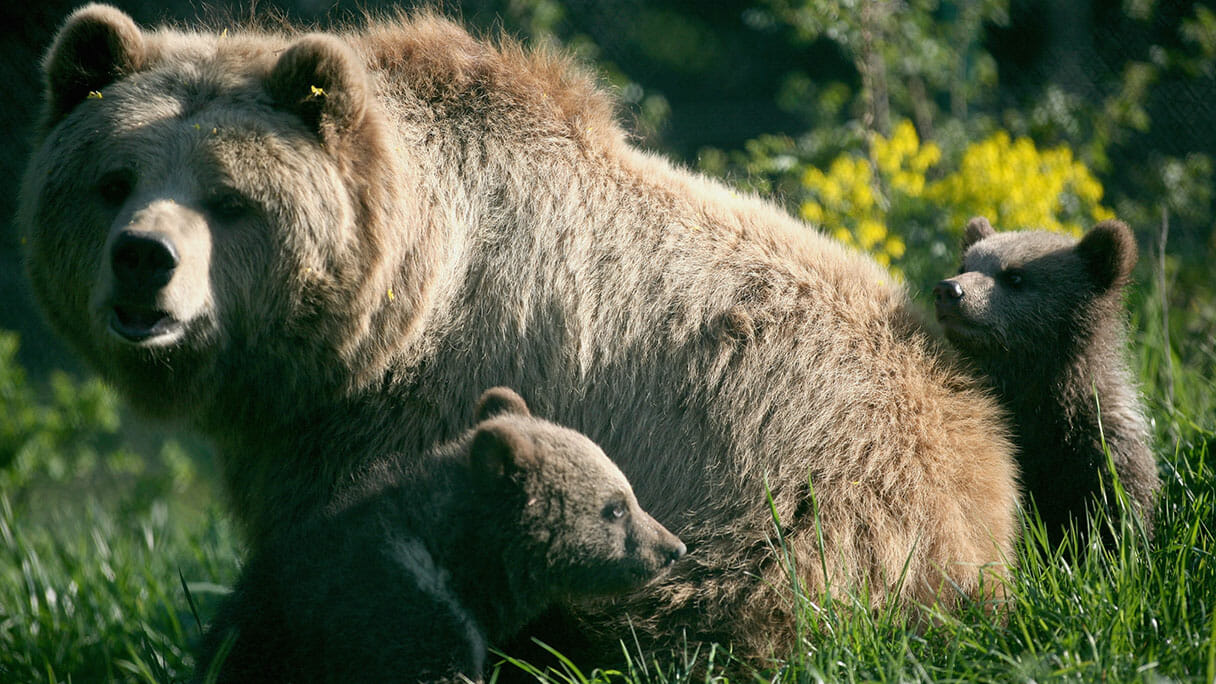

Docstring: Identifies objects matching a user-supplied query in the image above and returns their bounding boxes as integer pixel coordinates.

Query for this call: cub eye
[96,169,135,206]
[1000,270,1024,288]
[602,502,627,522]
[205,191,255,222]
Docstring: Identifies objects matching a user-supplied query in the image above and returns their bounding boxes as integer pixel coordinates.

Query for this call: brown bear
[934,217,1160,544]
[196,387,685,684]
[21,4,1018,664]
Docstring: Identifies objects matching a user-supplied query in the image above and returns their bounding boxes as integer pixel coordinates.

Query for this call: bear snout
[933,279,965,323]
[933,279,964,304]
[107,231,183,343]
[663,539,687,567]
[642,514,686,570]
[111,230,179,292]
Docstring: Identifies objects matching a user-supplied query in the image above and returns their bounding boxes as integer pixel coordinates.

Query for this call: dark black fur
[196,388,685,684]
[934,218,1160,545]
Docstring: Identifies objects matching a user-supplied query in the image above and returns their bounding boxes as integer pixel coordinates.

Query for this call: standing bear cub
[197,387,686,684]
[934,217,1160,544]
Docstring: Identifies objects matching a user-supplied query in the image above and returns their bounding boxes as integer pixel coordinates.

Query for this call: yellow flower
[801,167,826,190]
[857,219,887,250]
[927,130,1112,237]
[885,235,906,259]
[801,120,944,270]
[850,180,876,212]
[800,201,825,224]
[818,176,845,208]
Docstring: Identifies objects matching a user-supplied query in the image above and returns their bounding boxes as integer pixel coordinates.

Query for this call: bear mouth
[936,315,990,349]
[934,302,960,324]
[935,308,973,331]
[110,305,183,344]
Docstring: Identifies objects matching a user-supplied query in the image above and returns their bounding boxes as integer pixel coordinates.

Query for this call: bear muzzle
[933,279,971,325]
[638,511,686,573]
[663,539,687,568]
[96,197,216,346]
[106,230,185,343]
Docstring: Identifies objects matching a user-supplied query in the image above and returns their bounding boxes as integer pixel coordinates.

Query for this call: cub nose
[112,231,179,290]
[665,541,687,567]
[933,279,964,304]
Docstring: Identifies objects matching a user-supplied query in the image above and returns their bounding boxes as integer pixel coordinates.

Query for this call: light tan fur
[21,6,1019,664]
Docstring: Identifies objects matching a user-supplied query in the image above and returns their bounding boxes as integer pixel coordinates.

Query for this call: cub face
[933,217,1136,356]
[471,388,687,598]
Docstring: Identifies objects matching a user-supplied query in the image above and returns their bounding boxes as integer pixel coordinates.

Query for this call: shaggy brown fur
[935,217,1160,543]
[197,387,684,684]
[22,5,1019,664]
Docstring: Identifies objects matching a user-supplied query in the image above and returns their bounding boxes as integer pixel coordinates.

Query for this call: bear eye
[1000,269,1024,288]
[602,501,627,522]
[205,190,256,222]
[96,169,135,206]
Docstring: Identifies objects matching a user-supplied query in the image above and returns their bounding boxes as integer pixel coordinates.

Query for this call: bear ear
[266,33,371,144]
[1076,219,1137,292]
[962,216,996,251]
[474,387,532,422]
[42,4,146,129]
[470,423,535,481]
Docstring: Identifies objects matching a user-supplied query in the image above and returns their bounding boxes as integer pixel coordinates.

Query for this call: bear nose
[112,231,179,290]
[665,541,687,567]
[933,279,964,303]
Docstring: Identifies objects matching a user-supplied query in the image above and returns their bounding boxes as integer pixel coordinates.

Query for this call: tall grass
[0,495,237,683]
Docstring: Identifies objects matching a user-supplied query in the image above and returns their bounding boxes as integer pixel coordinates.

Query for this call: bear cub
[934,217,1160,545]
[196,387,686,684]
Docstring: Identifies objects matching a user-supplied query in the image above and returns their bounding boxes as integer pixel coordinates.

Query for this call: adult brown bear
[21,4,1018,663]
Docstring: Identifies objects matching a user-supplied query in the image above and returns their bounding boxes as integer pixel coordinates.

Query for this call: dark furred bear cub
[197,388,685,684]
[934,217,1160,544]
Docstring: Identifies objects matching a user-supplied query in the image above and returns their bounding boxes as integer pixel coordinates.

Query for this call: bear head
[466,388,687,599]
[19,5,425,420]
[933,216,1137,357]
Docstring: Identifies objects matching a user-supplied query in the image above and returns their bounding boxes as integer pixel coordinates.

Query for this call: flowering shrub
[927,130,1115,237]
[799,120,938,268]
[796,120,1113,277]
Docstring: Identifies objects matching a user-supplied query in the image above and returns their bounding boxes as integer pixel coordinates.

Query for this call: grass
[1,283,1213,683]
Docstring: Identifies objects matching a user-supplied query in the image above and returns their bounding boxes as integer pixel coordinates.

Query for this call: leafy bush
[0,330,197,513]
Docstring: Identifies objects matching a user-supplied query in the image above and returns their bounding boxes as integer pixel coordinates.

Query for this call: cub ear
[474,387,532,422]
[1076,219,1137,292]
[267,34,371,144]
[962,216,996,251]
[470,423,535,481]
[42,4,145,130]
